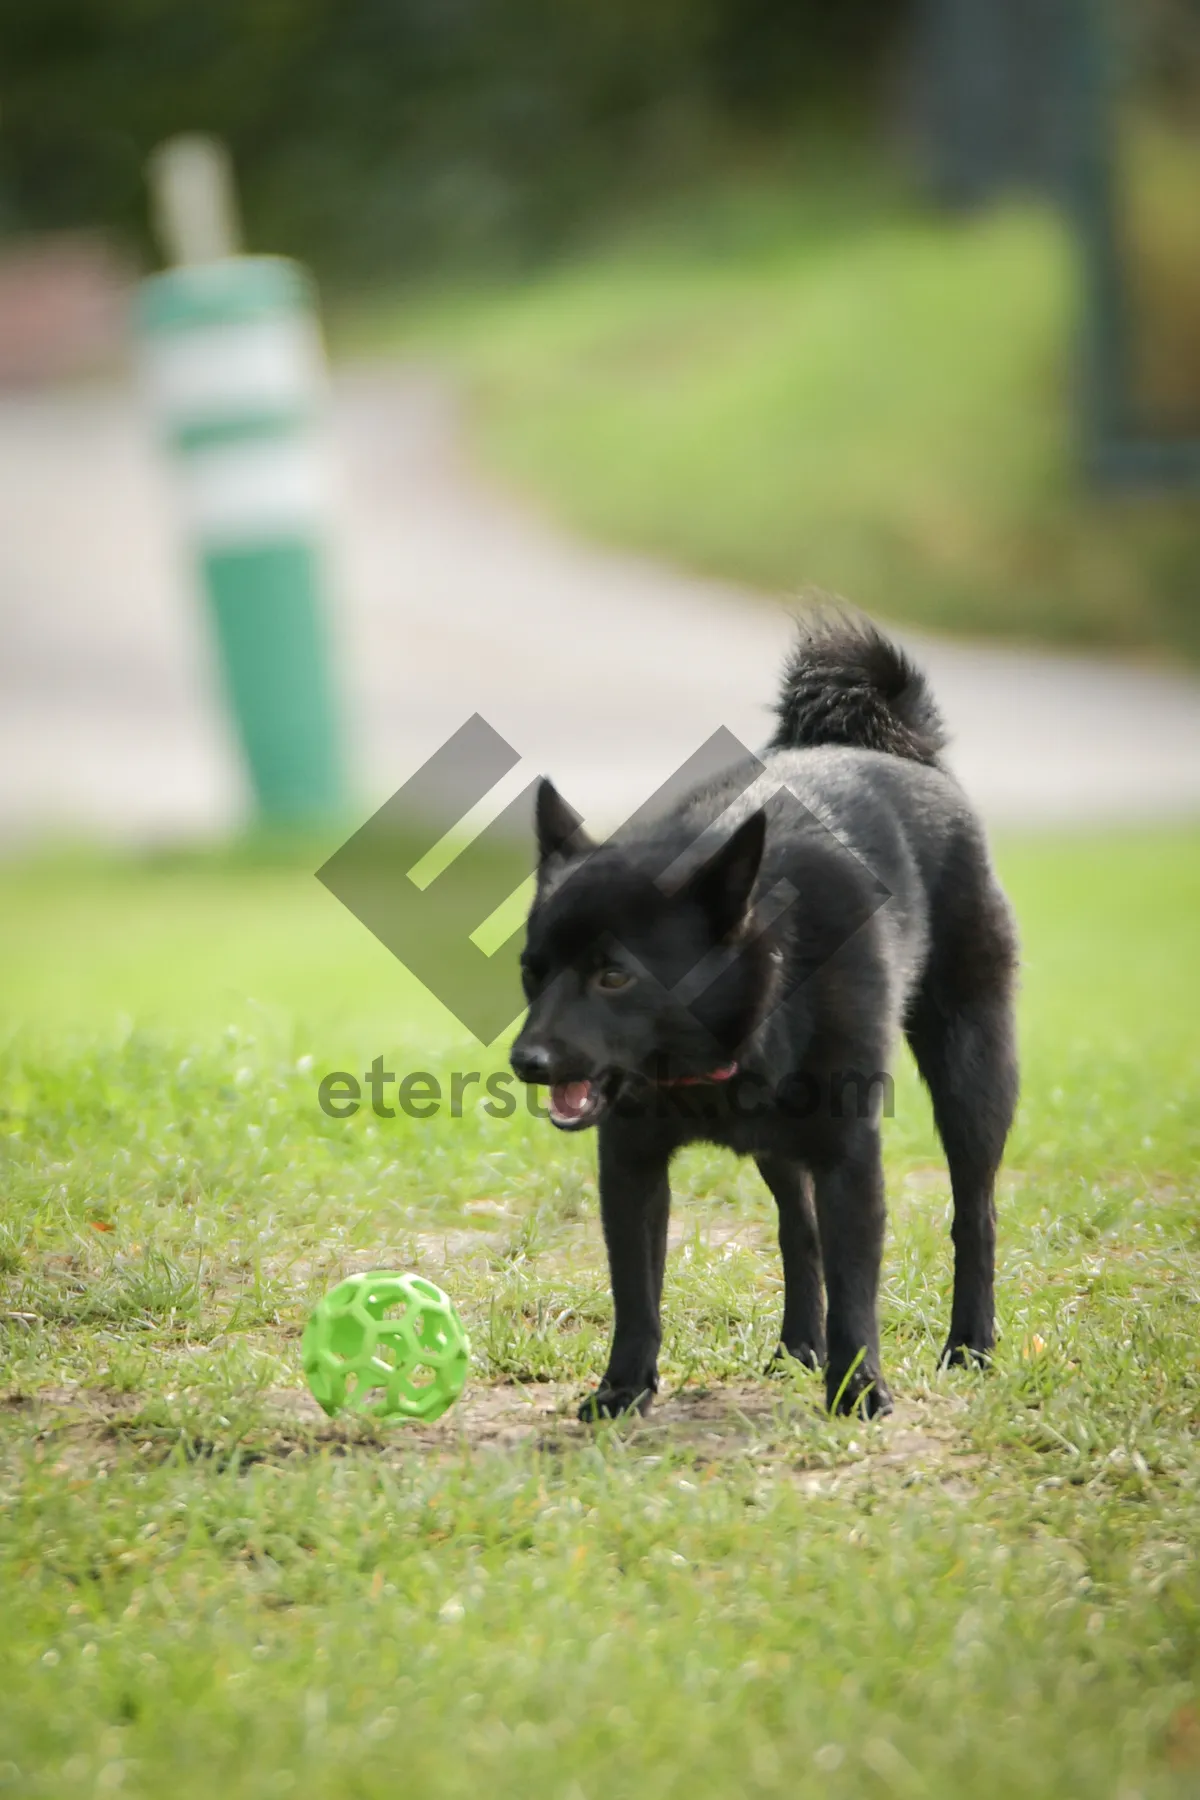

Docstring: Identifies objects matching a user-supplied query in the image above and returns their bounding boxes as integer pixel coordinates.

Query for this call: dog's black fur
[511,614,1018,1419]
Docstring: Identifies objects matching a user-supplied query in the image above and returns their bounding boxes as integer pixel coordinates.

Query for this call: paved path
[2,365,1199,843]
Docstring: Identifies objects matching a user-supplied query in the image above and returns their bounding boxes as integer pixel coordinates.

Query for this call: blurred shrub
[1122,113,1200,433]
[0,0,907,279]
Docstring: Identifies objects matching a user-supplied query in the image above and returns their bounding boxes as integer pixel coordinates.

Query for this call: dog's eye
[594,966,633,993]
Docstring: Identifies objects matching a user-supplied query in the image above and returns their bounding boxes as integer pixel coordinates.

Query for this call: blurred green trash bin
[137,256,343,823]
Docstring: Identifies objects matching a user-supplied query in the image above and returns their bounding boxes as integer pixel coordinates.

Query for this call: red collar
[655,1061,739,1088]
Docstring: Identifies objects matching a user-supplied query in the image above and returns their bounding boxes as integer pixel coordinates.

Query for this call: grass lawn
[349,182,1200,660]
[0,830,1198,1798]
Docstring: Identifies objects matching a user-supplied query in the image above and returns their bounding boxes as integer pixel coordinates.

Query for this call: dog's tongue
[551,1079,592,1121]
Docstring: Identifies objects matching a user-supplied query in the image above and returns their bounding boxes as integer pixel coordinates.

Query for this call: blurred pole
[1065,0,1200,486]
[138,135,343,824]
[1067,0,1130,477]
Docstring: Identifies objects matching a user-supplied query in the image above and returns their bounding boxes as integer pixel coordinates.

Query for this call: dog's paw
[940,1337,993,1371]
[826,1364,892,1418]
[578,1385,653,1422]
[765,1340,824,1376]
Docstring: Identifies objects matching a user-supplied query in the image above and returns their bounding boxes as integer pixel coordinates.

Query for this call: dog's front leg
[581,1120,671,1420]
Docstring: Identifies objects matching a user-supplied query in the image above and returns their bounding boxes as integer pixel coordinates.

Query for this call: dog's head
[510,779,774,1129]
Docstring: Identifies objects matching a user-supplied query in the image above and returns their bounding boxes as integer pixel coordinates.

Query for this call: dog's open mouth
[548,1077,609,1131]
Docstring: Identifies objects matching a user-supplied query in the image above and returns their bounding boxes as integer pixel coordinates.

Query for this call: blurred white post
[148,135,242,266]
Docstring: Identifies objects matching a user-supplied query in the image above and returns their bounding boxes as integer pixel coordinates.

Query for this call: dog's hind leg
[906,987,1018,1368]
[756,1153,825,1371]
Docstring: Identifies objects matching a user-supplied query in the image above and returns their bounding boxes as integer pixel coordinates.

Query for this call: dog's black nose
[511,1041,552,1083]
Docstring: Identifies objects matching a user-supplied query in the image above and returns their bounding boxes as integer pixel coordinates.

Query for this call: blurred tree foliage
[0,0,904,278]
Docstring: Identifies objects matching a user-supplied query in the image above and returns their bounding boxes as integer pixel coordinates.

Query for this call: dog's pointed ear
[535,778,594,867]
[686,809,766,938]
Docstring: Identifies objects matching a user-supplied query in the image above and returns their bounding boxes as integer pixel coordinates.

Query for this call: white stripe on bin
[180,438,328,544]
[143,316,326,427]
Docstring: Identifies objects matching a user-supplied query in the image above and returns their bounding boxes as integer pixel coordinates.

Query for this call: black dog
[511,614,1018,1418]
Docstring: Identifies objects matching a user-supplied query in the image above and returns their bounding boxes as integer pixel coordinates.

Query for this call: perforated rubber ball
[302,1271,470,1422]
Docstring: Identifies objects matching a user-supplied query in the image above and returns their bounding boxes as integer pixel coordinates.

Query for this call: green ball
[302,1271,470,1422]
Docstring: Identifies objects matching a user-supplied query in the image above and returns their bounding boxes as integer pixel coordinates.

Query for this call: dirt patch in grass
[4,1371,980,1497]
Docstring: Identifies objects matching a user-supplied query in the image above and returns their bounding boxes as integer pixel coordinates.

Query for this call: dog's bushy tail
[769,612,947,766]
